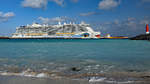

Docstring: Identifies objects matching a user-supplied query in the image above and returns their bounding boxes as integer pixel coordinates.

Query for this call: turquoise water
[0,39,150,73]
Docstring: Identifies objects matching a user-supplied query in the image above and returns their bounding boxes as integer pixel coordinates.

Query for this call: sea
[0,39,150,84]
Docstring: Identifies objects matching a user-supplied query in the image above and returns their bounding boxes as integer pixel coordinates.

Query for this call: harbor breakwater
[130,34,150,40]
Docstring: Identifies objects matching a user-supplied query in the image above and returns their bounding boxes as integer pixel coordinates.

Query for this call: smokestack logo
[146,24,149,34]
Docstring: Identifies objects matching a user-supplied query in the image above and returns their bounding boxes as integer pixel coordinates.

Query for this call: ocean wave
[88,77,135,84]
[0,69,49,78]
[105,80,134,84]
[89,77,106,82]
[1,68,150,84]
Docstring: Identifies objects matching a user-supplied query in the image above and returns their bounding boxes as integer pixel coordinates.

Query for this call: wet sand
[0,76,89,84]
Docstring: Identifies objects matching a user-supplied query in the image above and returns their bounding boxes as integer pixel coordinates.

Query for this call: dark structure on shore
[130,34,150,40]
[0,37,9,39]
[130,24,150,40]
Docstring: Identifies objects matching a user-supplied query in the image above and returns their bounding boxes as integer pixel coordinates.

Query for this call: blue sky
[0,0,150,36]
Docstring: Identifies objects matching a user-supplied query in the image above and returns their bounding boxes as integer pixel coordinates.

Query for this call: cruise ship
[12,22,101,39]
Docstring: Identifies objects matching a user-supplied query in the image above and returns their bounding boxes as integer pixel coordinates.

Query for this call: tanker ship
[12,21,101,39]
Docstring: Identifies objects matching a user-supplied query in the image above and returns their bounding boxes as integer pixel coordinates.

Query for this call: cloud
[22,0,48,9]
[70,0,78,3]
[91,17,150,37]
[21,0,81,8]
[80,12,97,16]
[52,0,64,6]
[21,0,65,9]
[38,17,50,24]
[38,16,75,24]
[38,17,65,24]
[80,12,102,16]
[0,12,15,23]
[140,19,149,24]
[98,0,121,10]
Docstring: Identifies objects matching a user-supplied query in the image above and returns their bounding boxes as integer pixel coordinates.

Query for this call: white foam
[118,81,134,84]
[24,74,36,77]
[19,71,36,77]
[89,77,106,82]
[0,70,48,78]
[95,64,100,67]
[36,73,48,78]
[0,72,9,76]
[105,80,134,84]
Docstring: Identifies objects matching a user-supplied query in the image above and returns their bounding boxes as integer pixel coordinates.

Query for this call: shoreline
[1,70,150,84]
[0,75,88,84]
[0,73,150,84]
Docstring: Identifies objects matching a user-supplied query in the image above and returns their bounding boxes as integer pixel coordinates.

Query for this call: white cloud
[22,0,48,9]
[0,12,15,23]
[70,0,78,3]
[140,19,149,24]
[80,12,96,16]
[98,0,121,10]
[38,16,66,24]
[38,17,50,24]
[93,17,150,37]
[114,19,120,25]
[38,16,76,24]
[52,0,64,6]
[21,0,64,9]
[80,11,102,17]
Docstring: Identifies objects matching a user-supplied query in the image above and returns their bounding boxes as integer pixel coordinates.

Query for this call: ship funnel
[70,22,72,24]
[64,22,66,25]
[146,24,149,34]
[58,21,61,25]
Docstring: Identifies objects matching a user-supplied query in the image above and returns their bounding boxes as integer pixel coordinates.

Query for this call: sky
[0,0,150,37]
